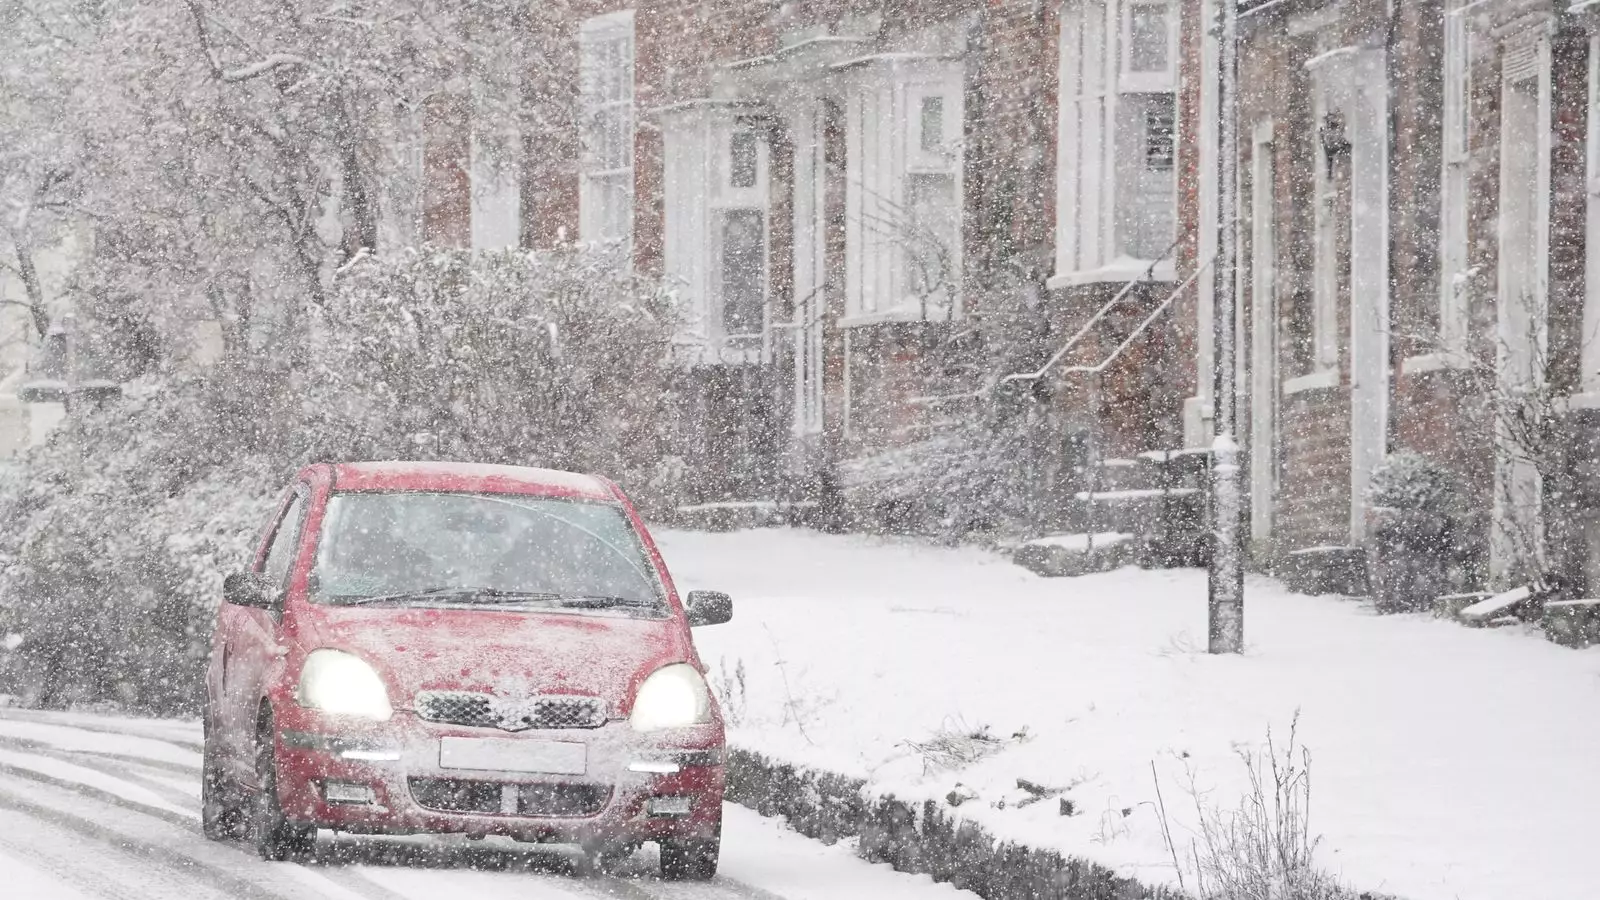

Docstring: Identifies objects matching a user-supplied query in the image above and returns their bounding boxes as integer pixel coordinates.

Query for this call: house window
[1439,1,1473,356]
[719,209,766,335]
[920,96,945,153]
[843,64,964,322]
[660,104,770,356]
[578,10,634,258]
[1055,0,1178,284]
[730,128,759,189]
[1125,2,1171,76]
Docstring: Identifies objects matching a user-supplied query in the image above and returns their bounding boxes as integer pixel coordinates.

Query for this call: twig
[1151,760,1187,895]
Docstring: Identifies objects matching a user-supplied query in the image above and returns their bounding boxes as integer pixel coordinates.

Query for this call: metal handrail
[1057,258,1213,377]
[1001,240,1180,386]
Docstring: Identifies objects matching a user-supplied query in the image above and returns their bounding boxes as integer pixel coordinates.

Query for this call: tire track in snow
[5,713,798,900]
[0,740,642,900]
[0,768,419,900]
[0,709,204,753]
[0,809,217,900]
[0,787,286,900]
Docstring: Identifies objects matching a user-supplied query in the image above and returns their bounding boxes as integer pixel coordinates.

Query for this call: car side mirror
[224,572,277,611]
[685,590,732,627]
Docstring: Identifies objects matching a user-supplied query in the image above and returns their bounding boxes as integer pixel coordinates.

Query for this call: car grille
[409,777,610,817]
[415,691,608,731]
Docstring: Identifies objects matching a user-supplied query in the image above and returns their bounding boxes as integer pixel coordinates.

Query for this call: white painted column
[1187,0,1221,449]
[1492,33,1553,581]
[1583,34,1600,397]
[1346,49,1391,544]
[1347,48,1391,543]
[1249,120,1277,542]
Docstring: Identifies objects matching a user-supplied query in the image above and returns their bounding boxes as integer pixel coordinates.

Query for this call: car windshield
[310,491,665,612]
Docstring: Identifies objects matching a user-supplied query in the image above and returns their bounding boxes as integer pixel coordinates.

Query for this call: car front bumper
[272,706,725,845]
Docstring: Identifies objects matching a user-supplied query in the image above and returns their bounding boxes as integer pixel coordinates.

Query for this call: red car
[202,462,733,880]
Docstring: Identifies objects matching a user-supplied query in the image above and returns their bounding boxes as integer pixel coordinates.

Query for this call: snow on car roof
[330,461,614,500]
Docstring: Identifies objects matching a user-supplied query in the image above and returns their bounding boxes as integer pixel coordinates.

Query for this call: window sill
[1282,369,1341,396]
[1047,258,1178,290]
[1400,352,1474,376]
[837,310,961,329]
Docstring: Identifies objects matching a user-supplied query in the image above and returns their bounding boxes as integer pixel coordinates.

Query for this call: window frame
[841,59,965,324]
[578,10,636,260]
[659,102,772,360]
[257,486,309,593]
[1052,0,1179,288]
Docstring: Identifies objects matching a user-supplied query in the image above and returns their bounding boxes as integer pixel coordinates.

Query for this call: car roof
[328,461,615,501]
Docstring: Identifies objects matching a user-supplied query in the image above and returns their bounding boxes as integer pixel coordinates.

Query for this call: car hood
[298,605,692,709]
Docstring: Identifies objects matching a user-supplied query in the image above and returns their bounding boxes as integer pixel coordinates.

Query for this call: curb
[725,747,1401,900]
[725,747,1177,899]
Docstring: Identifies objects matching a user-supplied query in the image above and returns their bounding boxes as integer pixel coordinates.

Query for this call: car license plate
[438,737,587,775]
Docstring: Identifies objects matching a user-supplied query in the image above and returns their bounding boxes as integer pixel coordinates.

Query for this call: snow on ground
[0,708,979,900]
[659,527,1600,900]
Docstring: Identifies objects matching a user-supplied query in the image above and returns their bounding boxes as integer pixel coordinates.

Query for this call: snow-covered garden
[660,527,1600,900]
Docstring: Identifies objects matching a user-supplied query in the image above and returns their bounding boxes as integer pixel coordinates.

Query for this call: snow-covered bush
[838,273,1053,541]
[1365,451,1484,613]
[0,247,680,714]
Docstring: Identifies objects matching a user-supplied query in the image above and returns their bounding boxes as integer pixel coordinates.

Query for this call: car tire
[250,710,317,862]
[659,830,719,882]
[200,722,247,842]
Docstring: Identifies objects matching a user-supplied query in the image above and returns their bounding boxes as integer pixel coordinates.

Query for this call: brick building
[1216,0,1600,595]
[414,0,1600,593]
[420,0,1176,517]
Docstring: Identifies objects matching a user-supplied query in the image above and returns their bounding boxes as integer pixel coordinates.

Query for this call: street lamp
[1209,0,1245,654]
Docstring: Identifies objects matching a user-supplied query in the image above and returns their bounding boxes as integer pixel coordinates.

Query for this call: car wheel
[200,723,246,841]
[250,710,316,862]
[659,830,719,882]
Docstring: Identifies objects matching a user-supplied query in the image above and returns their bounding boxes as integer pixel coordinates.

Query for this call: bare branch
[220,52,309,84]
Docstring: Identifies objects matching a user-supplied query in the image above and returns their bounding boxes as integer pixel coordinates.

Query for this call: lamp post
[1209,0,1245,654]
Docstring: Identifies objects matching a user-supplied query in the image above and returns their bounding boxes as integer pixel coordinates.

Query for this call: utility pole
[1209,0,1245,654]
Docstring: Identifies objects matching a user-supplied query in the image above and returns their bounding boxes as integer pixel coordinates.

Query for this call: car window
[260,493,306,590]
[310,492,665,610]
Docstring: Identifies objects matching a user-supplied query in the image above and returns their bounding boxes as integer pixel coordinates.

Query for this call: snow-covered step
[1011,532,1138,578]
[673,499,814,532]
[1065,486,1205,539]
[1458,584,1542,625]
[1277,545,1370,597]
[1542,598,1600,648]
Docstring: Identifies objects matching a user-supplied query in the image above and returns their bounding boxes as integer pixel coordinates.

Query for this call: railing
[1054,257,1213,379]
[1000,240,1181,387]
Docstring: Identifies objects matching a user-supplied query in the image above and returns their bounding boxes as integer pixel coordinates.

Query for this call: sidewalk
[659,527,1600,900]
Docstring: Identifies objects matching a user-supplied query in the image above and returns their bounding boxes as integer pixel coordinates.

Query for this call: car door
[219,487,307,776]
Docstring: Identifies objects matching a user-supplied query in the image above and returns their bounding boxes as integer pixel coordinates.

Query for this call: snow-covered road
[0,710,974,900]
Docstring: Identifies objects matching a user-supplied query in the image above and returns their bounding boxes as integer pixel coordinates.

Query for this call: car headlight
[296,649,393,720]
[629,664,711,731]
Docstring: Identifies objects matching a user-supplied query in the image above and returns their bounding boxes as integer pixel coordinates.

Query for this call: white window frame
[578,10,635,260]
[841,57,964,325]
[659,101,771,363]
[1051,0,1179,289]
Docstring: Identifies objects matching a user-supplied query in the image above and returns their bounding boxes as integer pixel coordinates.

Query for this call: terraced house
[414,0,1600,605]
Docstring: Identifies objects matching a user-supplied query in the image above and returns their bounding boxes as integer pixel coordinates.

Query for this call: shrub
[1365,451,1483,613]
[0,246,681,714]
